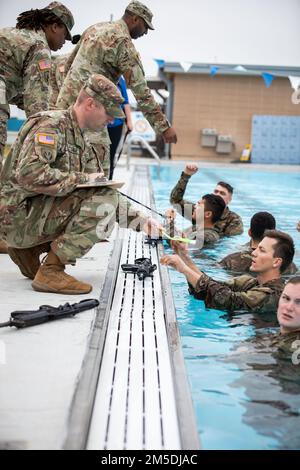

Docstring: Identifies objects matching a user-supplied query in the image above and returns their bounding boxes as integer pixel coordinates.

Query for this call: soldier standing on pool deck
[56,1,177,177]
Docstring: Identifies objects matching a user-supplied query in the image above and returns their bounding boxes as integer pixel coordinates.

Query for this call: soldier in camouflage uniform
[277,275,300,337]
[170,164,243,237]
[161,230,295,313]
[0,2,74,253]
[165,193,225,247]
[56,1,177,177]
[49,53,69,107]
[220,211,298,275]
[49,35,81,107]
[0,74,160,294]
[0,1,74,164]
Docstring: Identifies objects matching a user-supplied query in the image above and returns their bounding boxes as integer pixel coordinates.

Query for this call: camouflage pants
[0,78,10,170]
[4,188,142,264]
[85,127,110,177]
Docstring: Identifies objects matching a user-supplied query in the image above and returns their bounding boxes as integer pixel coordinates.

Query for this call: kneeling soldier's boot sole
[31,280,92,295]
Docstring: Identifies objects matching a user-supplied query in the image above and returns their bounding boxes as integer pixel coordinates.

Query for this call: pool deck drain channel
[64,166,199,450]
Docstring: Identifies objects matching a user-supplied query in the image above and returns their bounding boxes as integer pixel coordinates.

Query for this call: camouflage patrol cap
[126,1,154,30]
[45,2,74,40]
[84,74,125,119]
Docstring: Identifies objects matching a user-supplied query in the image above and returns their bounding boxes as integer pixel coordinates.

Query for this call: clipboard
[77,180,125,189]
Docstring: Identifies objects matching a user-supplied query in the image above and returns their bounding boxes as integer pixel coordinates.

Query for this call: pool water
[151,165,300,450]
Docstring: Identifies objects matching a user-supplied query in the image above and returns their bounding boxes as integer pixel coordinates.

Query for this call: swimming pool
[151,165,300,450]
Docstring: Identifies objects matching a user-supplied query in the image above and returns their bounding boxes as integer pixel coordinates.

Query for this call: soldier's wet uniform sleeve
[169,172,195,222]
[222,211,244,236]
[219,250,252,272]
[282,262,299,276]
[189,273,282,313]
[116,192,148,232]
[16,124,88,196]
[22,44,52,117]
[203,229,220,245]
[118,41,169,134]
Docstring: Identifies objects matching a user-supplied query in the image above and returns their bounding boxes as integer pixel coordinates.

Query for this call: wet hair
[202,193,226,223]
[217,181,234,194]
[71,34,81,45]
[16,8,64,31]
[264,229,295,273]
[286,276,300,286]
[250,211,276,241]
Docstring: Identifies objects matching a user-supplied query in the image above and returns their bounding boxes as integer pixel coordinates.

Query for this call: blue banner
[210,66,219,76]
[262,72,274,88]
[154,58,165,69]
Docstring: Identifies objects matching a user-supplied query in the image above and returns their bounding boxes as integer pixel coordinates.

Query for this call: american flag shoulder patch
[38,59,51,71]
[36,133,55,146]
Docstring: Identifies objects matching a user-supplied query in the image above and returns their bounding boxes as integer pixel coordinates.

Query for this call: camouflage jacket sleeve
[118,41,170,134]
[189,273,280,313]
[223,211,244,236]
[219,250,252,272]
[22,43,52,117]
[49,62,60,109]
[16,124,88,197]
[170,172,195,222]
[116,192,148,232]
[204,229,220,246]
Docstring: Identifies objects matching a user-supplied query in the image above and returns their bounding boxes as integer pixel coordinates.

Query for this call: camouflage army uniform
[220,242,299,275]
[0,27,52,165]
[49,53,69,108]
[269,331,300,361]
[170,172,243,236]
[0,107,146,264]
[189,273,285,313]
[56,19,170,175]
[185,225,220,246]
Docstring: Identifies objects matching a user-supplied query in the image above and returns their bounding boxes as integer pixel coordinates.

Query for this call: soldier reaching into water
[165,193,225,247]
[160,230,295,313]
[0,1,75,253]
[56,1,177,178]
[0,74,161,295]
[170,164,243,237]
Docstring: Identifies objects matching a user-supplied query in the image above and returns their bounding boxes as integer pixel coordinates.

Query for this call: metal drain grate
[64,166,199,451]
[87,169,181,450]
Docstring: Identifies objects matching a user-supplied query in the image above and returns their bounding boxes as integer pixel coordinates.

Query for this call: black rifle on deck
[0,299,99,329]
[121,257,157,281]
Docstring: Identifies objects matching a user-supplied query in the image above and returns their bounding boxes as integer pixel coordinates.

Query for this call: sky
[1,0,300,77]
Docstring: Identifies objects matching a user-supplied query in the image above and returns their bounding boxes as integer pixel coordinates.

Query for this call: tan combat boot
[0,239,8,254]
[32,250,92,295]
[8,243,51,280]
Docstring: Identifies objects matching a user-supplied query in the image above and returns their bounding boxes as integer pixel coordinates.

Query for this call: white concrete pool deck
[0,161,136,450]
